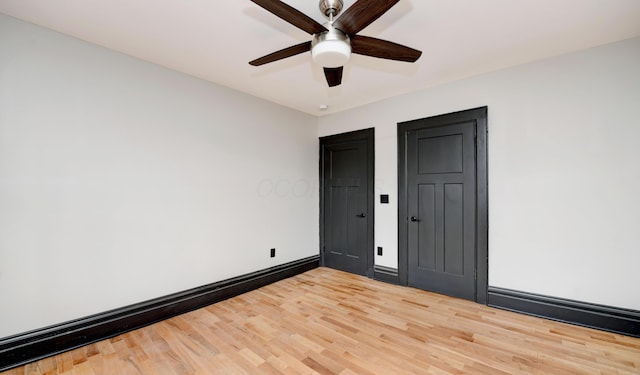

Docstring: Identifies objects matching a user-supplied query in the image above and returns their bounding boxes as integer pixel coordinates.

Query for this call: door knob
[357,213,367,218]
[410,216,418,222]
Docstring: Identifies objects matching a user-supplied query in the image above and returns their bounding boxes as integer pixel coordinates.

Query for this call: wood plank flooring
[3,267,640,374]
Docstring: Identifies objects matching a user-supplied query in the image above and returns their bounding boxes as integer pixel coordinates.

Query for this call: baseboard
[374,265,399,285]
[0,255,319,372]
[488,287,640,338]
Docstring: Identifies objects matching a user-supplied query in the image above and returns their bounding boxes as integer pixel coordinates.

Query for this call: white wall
[0,14,319,338]
[319,37,640,311]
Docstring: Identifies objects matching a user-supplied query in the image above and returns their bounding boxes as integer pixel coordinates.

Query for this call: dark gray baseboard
[374,265,399,285]
[488,287,640,338]
[0,255,319,372]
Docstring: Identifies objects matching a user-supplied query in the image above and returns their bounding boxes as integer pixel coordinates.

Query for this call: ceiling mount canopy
[319,0,344,18]
[248,0,422,87]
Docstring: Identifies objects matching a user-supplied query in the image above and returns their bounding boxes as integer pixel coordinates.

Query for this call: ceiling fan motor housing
[311,26,351,68]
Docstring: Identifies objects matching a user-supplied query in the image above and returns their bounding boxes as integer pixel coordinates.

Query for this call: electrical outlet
[270,248,276,258]
[377,246,383,256]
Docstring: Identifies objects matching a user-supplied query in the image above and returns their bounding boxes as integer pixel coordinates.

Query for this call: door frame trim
[319,128,375,278]
[397,107,488,304]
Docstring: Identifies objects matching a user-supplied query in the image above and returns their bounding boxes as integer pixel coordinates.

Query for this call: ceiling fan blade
[323,67,343,87]
[333,0,399,36]
[351,35,422,62]
[251,0,327,35]
[249,41,311,66]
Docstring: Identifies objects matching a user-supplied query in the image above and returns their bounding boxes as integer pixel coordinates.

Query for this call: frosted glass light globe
[311,28,351,68]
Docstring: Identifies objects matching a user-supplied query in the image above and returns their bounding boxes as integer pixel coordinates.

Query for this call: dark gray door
[320,129,374,277]
[399,107,488,303]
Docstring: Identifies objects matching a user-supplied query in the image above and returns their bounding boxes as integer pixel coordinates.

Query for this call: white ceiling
[1,0,640,116]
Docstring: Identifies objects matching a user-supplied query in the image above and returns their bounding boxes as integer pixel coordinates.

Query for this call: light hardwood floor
[4,267,640,374]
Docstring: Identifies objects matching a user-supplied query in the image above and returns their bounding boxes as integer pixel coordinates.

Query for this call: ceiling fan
[249,0,422,87]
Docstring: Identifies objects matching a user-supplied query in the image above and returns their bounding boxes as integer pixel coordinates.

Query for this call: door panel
[320,129,374,277]
[418,134,463,174]
[399,107,487,303]
[417,184,436,270]
[444,183,464,275]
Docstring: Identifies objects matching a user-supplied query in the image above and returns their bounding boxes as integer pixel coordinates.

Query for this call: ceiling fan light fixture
[249,0,422,87]
[311,27,351,68]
